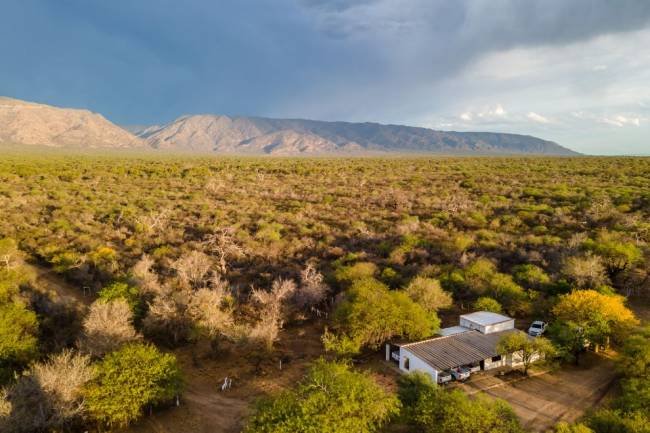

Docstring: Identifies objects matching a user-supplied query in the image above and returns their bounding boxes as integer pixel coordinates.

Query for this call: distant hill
[0,97,578,155]
[136,114,578,155]
[0,97,143,148]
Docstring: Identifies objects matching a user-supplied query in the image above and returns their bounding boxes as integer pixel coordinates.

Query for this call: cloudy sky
[2,0,650,154]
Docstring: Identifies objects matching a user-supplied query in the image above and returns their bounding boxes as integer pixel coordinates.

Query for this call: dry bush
[1,350,93,433]
[249,278,296,351]
[563,254,609,289]
[202,228,245,274]
[81,299,141,357]
[142,295,192,346]
[132,254,164,296]
[172,251,212,289]
[293,264,329,311]
[187,284,234,339]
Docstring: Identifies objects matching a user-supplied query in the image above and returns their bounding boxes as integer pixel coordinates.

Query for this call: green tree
[98,281,142,316]
[473,296,502,313]
[497,332,555,375]
[584,231,643,276]
[244,360,399,433]
[512,264,551,290]
[84,343,182,428]
[334,262,378,284]
[617,326,650,378]
[588,409,649,433]
[554,421,594,433]
[411,386,523,433]
[396,371,436,422]
[323,278,438,355]
[404,276,452,313]
[551,290,638,363]
[0,301,38,382]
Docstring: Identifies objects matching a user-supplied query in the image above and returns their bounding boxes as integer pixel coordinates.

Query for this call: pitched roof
[401,329,522,372]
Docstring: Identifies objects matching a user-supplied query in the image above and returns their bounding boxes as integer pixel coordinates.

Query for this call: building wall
[459,317,485,333]
[399,347,439,383]
[484,319,515,334]
[483,355,507,370]
[459,317,515,335]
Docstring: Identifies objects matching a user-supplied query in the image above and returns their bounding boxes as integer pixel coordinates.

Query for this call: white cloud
[526,112,551,124]
[602,115,641,127]
[459,104,507,122]
[592,64,608,71]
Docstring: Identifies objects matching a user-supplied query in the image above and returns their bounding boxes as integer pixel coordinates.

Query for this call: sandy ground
[26,261,92,310]
[452,353,618,432]
[122,320,328,433]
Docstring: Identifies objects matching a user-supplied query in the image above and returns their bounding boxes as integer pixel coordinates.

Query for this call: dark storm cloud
[0,0,649,125]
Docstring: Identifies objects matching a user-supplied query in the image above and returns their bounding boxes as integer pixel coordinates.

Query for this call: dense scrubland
[0,154,649,433]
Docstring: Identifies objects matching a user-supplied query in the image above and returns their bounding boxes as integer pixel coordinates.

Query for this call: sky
[1,1,650,155]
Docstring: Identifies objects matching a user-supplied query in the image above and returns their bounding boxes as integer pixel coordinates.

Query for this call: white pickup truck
[528,321,547,337]
[438,371,453,384]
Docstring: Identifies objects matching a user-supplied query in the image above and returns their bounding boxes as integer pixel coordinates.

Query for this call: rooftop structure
[386,312,537,383]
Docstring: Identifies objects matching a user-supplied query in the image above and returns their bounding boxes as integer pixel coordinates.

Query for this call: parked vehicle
[438,371,453,384]
[451,366,471,381]
[528,321,547,337]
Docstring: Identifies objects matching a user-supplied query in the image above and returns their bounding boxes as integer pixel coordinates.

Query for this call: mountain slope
[139,114,578,155]
[0,97,143,148]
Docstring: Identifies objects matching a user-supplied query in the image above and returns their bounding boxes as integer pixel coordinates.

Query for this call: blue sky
[2,0,650,155]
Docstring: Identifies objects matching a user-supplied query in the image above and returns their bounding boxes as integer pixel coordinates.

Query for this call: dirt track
[455,353,618,432]
[123,321,327,433]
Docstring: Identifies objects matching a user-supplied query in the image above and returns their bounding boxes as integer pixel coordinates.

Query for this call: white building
[386,311,533,383]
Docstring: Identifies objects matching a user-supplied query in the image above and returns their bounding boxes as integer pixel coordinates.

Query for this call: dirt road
[455,353,617,432]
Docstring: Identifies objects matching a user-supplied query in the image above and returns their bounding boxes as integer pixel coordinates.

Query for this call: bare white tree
[143,294,191,345]
[187,282,235,352]
[172,251,213,289]
[1,350,94,433]
[293,264,329,311]
[132,254,164,295]
[249,279,296,351]
[81,299,141,357]
[563,254,610,289]
[135,209,170,233]
[202,228,245,275]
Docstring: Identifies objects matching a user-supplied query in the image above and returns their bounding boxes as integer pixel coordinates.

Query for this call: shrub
[334,262,378,284]
[81,299,141,357]
[404,277,452,313]
[512,264,551,290]
[1,350,93,433]
[84,343,182,428]
[244,359,399,433]
[98,281,141,316]
[473,297,502,313]
[0,301,38,382]
[411,385,523,433]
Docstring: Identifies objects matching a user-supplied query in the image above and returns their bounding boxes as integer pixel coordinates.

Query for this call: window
[491,355,502,362]
[403,357,410,370]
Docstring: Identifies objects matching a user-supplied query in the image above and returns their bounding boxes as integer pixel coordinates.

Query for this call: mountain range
[0,97,578,155]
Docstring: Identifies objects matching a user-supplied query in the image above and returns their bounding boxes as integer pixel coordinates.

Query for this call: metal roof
[460,311,513,326]
[401,329,522,372]
[438,326,470,337]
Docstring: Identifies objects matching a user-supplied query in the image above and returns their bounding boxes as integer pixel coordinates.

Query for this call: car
[438,371,453,384]
[528,320,547,337]
[451,366,471,381]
